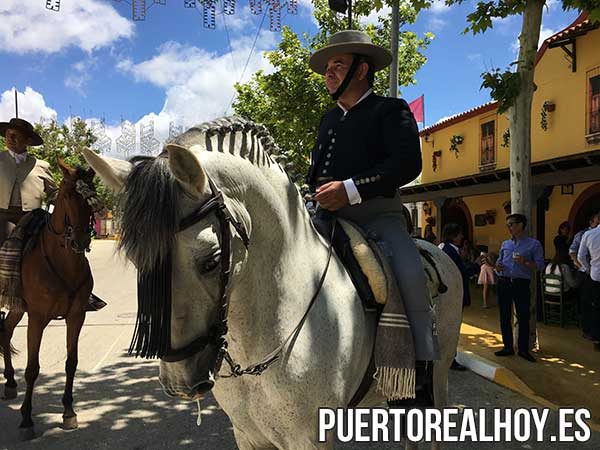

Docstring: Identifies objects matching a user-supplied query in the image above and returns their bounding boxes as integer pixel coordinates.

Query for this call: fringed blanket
[337,219,416,401]
[369,242,416,401]
[0,210,49,312]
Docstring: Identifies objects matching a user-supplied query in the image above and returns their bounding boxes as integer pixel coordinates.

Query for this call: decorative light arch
[45,0,298,31]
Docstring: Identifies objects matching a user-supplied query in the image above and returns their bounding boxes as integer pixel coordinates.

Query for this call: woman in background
[554,221,572,267]
[478,252,497,308]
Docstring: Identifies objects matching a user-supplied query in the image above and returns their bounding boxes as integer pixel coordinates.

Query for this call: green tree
[1,119,116,211]
[233,0,433,182]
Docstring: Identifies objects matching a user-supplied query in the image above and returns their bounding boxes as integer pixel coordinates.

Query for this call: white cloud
[0,87,57,123]
[104,31,277,154]
[427,17,447,31]
[511,24,558,55]
[362,6,392,26]
[0,0,134,54]
[467,53,482,61]
[430,0,450,14]
[65,57,98,95]
[435,115,454,124]
[538,25,557,47]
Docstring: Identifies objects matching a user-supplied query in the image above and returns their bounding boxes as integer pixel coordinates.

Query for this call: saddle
[328,219,447,407]
[0,210,106,315]
[0,210,49,312]
[335,219,447,308]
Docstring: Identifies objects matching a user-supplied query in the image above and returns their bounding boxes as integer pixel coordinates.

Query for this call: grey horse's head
[83,140,257,400]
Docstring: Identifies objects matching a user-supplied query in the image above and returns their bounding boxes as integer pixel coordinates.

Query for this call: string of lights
[44,1,298,31]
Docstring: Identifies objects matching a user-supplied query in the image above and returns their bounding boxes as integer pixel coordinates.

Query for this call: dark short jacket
[442,243,477,307]
[306,93,422,201]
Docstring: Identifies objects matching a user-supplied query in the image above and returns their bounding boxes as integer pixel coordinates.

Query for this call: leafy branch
[480,68,521,114]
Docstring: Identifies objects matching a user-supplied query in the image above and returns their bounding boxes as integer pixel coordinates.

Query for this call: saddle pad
[338,219,387,305]
[337,219,443,305]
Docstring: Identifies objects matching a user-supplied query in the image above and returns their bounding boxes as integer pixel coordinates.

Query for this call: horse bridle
[47,213,94,254]
[160,176,334,379]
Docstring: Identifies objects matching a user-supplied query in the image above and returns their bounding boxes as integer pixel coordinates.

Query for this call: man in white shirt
[578,209,600,349]
[0,118,56,244]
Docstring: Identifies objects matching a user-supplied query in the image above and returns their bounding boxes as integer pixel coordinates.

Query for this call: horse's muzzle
[159,351,217,400]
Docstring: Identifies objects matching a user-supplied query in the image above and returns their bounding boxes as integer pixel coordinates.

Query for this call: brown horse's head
[55,158,98,254]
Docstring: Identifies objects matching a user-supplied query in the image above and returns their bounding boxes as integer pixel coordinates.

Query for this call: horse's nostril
[192,379,215,396]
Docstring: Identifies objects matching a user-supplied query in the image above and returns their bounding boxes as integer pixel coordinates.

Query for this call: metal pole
[389,0,399,98]
[348,0,352,29]
[14,89,18,118]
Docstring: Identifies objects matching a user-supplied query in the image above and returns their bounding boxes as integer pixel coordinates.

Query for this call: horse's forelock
[119,156,180,273]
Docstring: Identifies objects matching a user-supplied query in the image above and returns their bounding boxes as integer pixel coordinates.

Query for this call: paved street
[1,241,600,450]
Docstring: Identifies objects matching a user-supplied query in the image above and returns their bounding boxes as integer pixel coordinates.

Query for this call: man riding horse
[307,30,439,403]
[0,118,56,243]
[0,117,105,312]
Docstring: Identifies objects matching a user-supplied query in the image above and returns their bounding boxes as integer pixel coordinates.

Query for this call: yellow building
[401,12,600,258]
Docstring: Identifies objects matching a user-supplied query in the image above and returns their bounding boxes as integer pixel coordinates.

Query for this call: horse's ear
[57,156,74,178]
[85,167,96,182]
[82,148,131,193]
[165,144,207,199]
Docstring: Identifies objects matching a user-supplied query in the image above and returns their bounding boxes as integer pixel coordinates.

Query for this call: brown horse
[0,158,96,440]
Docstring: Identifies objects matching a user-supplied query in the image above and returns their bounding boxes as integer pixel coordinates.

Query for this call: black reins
[157,176,334,380]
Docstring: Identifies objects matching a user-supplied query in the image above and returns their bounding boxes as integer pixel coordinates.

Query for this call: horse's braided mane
[167,116,296,173]
[119,116,297,273]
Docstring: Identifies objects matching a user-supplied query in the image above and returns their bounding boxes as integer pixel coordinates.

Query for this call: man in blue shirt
[569,210,599,269]
[569,210,599,340]
[494,213,545,362]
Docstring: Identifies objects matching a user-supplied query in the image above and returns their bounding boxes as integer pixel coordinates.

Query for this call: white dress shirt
[578,226,600,282]
[7,149,28,165]
[337,88,373,206]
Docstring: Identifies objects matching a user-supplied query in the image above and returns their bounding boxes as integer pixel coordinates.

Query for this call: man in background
[494,213,545,362]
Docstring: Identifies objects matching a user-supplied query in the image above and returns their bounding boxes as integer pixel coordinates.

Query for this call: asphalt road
[1,241,599,450]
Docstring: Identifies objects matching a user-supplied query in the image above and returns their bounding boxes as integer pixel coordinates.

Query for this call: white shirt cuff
[343,179,362,205]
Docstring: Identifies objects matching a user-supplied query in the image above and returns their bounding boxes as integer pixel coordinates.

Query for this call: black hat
[0,118,43,147]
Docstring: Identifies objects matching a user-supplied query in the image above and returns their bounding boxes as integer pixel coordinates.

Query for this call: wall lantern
[561,184,574,195]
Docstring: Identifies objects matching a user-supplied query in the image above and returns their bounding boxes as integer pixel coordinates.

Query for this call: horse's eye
[199,254,221,274]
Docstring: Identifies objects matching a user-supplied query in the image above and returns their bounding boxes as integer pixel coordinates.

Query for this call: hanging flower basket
[432,150,442,172]
[449,135,464,158]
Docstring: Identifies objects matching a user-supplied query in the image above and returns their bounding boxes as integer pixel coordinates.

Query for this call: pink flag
[409,95,425,124]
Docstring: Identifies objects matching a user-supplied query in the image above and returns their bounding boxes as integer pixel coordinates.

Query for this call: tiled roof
[420,12,597,137]
[419,101,497,136]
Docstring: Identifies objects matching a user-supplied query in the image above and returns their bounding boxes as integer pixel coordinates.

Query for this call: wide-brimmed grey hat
[309,30,392,75]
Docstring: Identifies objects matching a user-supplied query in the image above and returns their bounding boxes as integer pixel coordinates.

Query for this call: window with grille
[589,74,600,134]
[480,120,496,166]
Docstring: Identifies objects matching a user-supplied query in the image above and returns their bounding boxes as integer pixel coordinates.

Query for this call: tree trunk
[508,0,544,221]
[509,0,545,351]
[389,0,400,98]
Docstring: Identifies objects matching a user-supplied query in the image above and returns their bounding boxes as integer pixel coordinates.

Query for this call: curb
[456,348,600,432]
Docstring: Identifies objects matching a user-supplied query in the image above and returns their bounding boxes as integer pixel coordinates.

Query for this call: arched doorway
[441,198,473,242]
[568,183,600,233]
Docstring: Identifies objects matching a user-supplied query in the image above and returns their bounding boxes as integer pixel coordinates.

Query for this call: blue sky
[0,0,580,154]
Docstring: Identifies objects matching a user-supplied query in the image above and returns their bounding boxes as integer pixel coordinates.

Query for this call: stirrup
[85,293,107,312]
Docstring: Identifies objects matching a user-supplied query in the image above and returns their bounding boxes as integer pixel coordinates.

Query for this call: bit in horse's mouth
[158,376,212,401]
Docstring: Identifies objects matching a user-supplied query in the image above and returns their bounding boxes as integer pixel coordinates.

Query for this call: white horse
[83,117,462,450]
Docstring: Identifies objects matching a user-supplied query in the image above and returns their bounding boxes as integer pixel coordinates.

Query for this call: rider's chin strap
[331,55,362,101]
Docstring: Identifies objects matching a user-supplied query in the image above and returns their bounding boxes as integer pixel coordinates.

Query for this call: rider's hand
[314,181,349,211]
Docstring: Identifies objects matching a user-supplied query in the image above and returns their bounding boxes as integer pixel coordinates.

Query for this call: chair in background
[541,273,579,327]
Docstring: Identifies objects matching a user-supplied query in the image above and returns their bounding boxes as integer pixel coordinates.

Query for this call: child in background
[478,252,497,308]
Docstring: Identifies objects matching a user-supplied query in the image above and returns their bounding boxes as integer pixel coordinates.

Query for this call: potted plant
[449,135,464,158]
[540,101,555,131]
[501,128,510,148]
[432,150,442,172]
